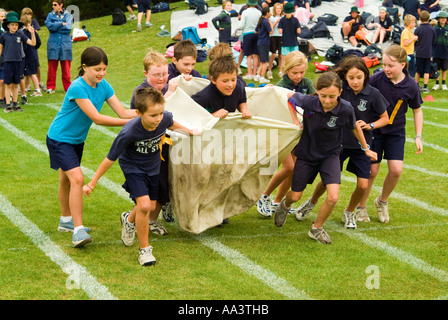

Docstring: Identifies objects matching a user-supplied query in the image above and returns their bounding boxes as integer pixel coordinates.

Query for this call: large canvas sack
[164,78,302,234]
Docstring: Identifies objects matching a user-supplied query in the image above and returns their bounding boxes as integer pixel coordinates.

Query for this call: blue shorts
[0,64,4,80]
[3,61,24,85]
[340,148,371,179]
[281,46,299,56]
[291,154,341,192]
[137,0,152,12]
[416,57,432,76]
[46,136,84,171]
[257,45,270,63]
[243,33,258,56]
[122,172,159,202]
[371,130,406,163]
[24,58,38,76]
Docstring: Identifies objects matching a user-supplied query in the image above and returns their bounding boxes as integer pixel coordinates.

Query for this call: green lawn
[1,1,448,303]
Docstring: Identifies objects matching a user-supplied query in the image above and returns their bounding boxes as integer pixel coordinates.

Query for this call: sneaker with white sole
[121,211,136,246]
[46,89,55,94]
[254,75,260,82]
[149,220,168,235]
[137,24,142,32]
[355,207,370,222]
[72,228,92,248]
[342,211,357,229]
[39,82,47,91]
[266,71,273,79]
[294,197,315,221]
[273,198,289,227]
[432,84,440,90]
[259,77,270,84]
[443,84,448,91]
[242,74,254,80]
[138,246,157,266]
[128,14,137,20]
[30,90,43,97]
[256,194,272,217]
[58,218,91,233]
[374,196,389,223]
[162,202,175,222]
[308,225,332,244]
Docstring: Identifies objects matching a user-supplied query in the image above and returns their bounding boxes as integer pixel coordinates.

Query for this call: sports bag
[325,44,344,64]
[317,13,338,26]
[111,8,126,25]
[152,2,170,13]
[362,55,381,68]
[310,20,332,39]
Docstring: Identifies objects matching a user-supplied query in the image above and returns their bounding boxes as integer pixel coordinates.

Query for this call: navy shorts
[3,61,24,85]
[340,148,371,179]
[291,154,341,192]
[434,58,448,71]
[122,172,159,202]
[416,57,432,76]
[137,0,152,12]
[124,0,136,6]
[46,136,84,171]
[270,36,282,54]
[24,58,38,76]
[0,64,3,80]
[257,45,270,63]
[371,130,405,163]
[243,33,258,56]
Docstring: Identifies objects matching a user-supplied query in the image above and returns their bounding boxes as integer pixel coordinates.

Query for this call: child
[255,7,273,84]
[432,11,448,91]
[136,0,152,32]
[257,51,314,217]
[267,3,283,79]
[0,11,36,113]
[83,87,197,266]
[403,0,421,20]
[294,56,389,229]
[357,45,423,224]
[46,46,137,248]
[401,14,418,78]
[167,40,202,82]
[0,8,5,109]
[191,56,251,119]
[240,0,262,80]
[369,7,393,48]
[20,14,42,97]
[212,0,234,45]
[341,6,365,47]
[278,2,301,78]
[273,71,377,244]
[124,0,138,20]
[414,10,436,93]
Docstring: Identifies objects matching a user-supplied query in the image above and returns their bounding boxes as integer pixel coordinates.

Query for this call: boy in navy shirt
[167,40,201,82]
[83,87,197,266]
[414,10,436,93]
[191,56,251,119]
[0,12,36,113]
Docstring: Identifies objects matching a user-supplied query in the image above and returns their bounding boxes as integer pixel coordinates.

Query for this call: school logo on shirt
[16,37,21,43]
[327,116,338,128]
[357,99,368,112]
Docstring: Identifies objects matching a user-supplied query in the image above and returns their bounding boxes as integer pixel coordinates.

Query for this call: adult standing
[45,0,73,94]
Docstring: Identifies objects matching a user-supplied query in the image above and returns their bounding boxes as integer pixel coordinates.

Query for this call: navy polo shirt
[414,23,436,59]
[167,62,202,82]
[340,83,388,149]
[256,18,272,46]
[403,0,420,19]
[369,70,422,135]
[0,30,28,62]
[343,15,365,37]
[278,16,300,47]
[130,79,168,109]
[291,92,356,162]
[191,78,247,114]
[378,16,393,31]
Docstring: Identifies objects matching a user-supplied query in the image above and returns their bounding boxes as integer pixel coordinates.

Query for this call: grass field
[1,1,448,304]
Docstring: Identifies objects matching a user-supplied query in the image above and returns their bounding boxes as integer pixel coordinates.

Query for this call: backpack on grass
[112,8,126,25]
[152,2,170,13]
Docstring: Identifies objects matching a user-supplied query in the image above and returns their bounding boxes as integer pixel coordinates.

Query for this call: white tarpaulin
[164,77,302,233]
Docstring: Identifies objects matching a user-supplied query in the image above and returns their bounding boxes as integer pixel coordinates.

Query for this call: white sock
[60,216,72,223]
[74,225,84,234]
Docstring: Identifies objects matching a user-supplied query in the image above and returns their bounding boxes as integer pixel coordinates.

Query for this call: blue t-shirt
[107,112,174,175]
[278,16,300,47]
[0,30,28,62]
[256,18,272,46]
[47,77,115,144]
[291,92,356,162]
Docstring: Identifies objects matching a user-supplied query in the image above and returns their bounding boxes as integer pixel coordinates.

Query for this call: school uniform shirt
[256,18,272,46]
[269,15,282,37]
[414,23,436,59]
[433,23,448,60]
[47,77,115,144]
[377,15,393,32]
[239,7,261,35]
[0,30,28,62]
[190,79,247,114]
[167,62,202,82]
[340,82,388,149]
[212,10,232,31]
[278,16,300,47]
[290,92,356,162]
[343,15,364,37]
[107,112,174,176]
[22,28,41,61]
[130,79,168,109]
[403,0,420,20]
[276,75,315,94]
[369,70,422,135]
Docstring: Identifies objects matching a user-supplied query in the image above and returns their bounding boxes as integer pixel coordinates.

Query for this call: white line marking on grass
[0,116,308,300]
[0,193,117,300]
[422,105,448,112]
[407,117,448,129]
[406,137,448,154]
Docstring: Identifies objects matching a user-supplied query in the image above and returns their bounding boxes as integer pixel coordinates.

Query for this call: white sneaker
[30,90,43,97]
[278,71,283,78]
[355,207,370,222]
[257,194,272,217]
[266,71,273,79]
[138,246,156,266]
[149,220,168,235]
[128,14,137,20]
[432,84,440,90]
[120,211,135,246]
[342,211,357,229]
[294,197,315,221]
[259,77,270,84]
[443,84,448,91]
[308,225,332,244]
[254,75,260,82]
[242,74,254,80]
[374,196,389,223]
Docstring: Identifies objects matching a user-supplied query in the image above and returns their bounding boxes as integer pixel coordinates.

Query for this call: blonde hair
[20,14,31,25]
[272,3,283,17]
[403,14,417,27]
[283,51,308,74]
[21,7,33,16]
[208,42,233,61]
[143,50,168,72]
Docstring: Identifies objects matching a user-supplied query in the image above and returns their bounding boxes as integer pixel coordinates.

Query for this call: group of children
[0,8,44,113]
[123,0,153,32]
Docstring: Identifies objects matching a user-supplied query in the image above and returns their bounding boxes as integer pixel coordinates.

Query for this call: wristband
[414,134,422,140]
[86,184,94,190]
[360,144,370,151]
[370,122,375,129]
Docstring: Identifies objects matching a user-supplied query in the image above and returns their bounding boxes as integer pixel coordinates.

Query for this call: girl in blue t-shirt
[46,46,137,248]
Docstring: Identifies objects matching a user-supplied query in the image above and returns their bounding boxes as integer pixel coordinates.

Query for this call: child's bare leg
[314,183,339,227]
[379,160,403,202]
[61,167,84,227]
[130,196,155,249]
[346,177,368,212]
[359,162,380,207]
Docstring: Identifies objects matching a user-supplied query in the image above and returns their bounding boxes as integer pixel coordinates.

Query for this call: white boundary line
[0,192,117,300]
